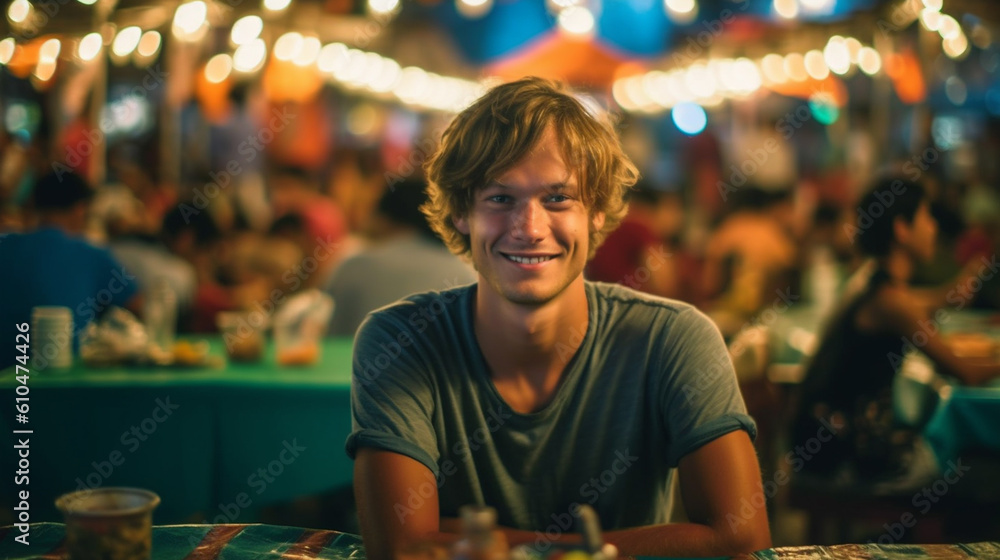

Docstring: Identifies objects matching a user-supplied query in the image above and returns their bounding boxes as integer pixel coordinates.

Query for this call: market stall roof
[10,0,996,76]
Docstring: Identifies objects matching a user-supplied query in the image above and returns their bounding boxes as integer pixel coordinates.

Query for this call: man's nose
[511,200,547,241]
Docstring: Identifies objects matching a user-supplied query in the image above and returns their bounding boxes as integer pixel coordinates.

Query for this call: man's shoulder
[587,282,719,346]
[588,281,697,318]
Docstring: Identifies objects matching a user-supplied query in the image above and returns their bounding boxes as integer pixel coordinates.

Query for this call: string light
[613,36,882,115]
[665,0,697,25]
[557,6,595,36]
[77,33,102,61]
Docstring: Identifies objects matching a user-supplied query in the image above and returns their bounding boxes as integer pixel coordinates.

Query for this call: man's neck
[473,279,590,390]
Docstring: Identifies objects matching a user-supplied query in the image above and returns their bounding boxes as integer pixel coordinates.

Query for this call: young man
[347,77,770,558]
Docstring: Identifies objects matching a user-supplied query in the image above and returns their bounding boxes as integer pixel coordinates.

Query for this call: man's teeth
[506,254,554,264]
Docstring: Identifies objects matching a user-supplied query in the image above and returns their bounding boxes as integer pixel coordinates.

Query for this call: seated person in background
[585,180,683,299]
[791,176,1000,488]
[268,165,350,288]
[348,77,770,559]
[100,181,196,317]
[701,187,799,337]
[0,171,141,369]
[324,179,476,336]
[161,205,270,332]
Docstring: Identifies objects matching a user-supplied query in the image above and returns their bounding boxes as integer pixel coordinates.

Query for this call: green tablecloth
[3,523,1000,560]
[0,338,356,524]
[925,385,1000,466]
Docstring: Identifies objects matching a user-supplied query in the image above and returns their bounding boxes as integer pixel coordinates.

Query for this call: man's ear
[453,214,470,235]
[591,211,605,233]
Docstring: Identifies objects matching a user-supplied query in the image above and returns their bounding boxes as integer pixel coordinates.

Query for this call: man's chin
[500,284,560,307]
[503,291,552,307]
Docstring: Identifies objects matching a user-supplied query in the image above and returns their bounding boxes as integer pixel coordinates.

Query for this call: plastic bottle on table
[145,277,177,361]
[452,505,508,560]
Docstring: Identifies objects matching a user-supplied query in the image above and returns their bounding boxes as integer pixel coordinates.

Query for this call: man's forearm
[487,522,767,557]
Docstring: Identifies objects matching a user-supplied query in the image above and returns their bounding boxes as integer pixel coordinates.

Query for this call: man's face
[454,127,604,306]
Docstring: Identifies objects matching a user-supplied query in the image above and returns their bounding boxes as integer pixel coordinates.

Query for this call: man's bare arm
[601,430,770,556]
[354,448,455,560]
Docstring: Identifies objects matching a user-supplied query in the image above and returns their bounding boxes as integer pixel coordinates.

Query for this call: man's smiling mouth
[503,254,556,264]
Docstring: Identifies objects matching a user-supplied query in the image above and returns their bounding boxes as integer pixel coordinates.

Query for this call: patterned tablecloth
[3,523,999,560]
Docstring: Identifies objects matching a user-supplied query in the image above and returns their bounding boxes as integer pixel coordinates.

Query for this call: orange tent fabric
[487,33,635,89]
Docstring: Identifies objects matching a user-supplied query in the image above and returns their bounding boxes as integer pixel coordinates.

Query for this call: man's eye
[548,194,570,203]
[487,195,510,203]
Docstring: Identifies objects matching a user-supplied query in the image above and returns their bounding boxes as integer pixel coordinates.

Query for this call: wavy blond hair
[422,77,639,259]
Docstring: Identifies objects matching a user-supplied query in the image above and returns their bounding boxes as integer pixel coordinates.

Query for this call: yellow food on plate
[277,344,319,366]
[172,340,210,366]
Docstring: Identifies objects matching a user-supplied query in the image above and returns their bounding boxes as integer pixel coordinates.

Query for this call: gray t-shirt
[346,281,755,531]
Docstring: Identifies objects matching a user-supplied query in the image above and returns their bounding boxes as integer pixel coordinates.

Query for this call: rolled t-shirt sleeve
[345,310,441,476]
[659,306,757,467]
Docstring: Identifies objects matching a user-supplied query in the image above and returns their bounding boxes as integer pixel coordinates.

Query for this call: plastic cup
[55,487,160,560]
[272,290,332,367]
[31,306,74,370]
[216,311,266,363]
[274,315,321,366]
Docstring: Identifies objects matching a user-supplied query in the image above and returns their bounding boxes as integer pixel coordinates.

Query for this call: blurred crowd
[3,118,1000,348]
